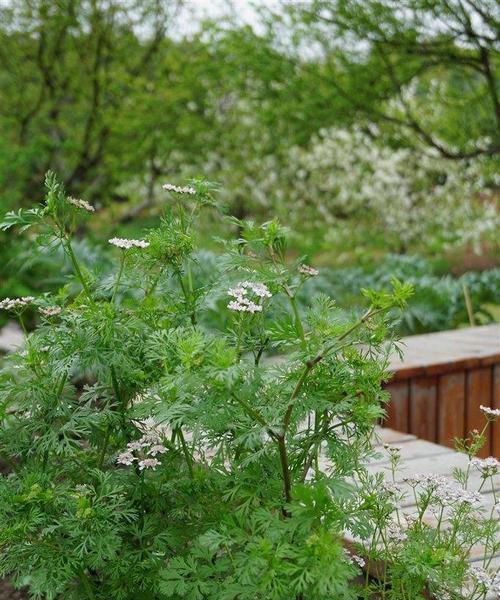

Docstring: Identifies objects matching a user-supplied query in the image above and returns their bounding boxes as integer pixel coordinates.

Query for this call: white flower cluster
[298,264,319,277]
[227,281,272,313]
[109,237,150,250]
[345,551,365,569]
[116,425,167,471]
[162,183,196,195]
[471,456,500,477]
[403,473,483,508]
[468,566,500,595]
[386,521,407,543]
[67,196,95,213]
[0,296,34,311]
[248,126,498,252]
[381,480,402,496]
[480,405,500,419]
[39,306,62,317]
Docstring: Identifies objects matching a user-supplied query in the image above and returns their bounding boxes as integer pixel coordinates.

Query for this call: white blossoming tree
[250,126,498,254]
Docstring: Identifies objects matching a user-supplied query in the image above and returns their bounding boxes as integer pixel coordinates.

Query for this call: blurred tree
[0,0,182,206]
[282,0,499,159]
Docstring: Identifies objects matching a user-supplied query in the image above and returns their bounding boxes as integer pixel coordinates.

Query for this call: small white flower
[116,452,136,466]
[348,554,365,568]
[67,196,95,213]
[468,565,499,592]
[162,183,196,195]
[386,522,407,543]
[480,405,500,419]
[381,481,401,496]
[471,456,500,476]
[228,286,247,298]
[228,299,262,313]
[126,441,143,452]
[138,458,160,470]
[299,264,319,277]
[239,281,272,298]
[0,296,35,311]
[226,281,271,313]
[39,306,62,317]
[148,444,168,457]
[109,237,150,250]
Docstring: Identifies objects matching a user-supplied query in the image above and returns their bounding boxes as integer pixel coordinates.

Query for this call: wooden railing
[384,324,500,457]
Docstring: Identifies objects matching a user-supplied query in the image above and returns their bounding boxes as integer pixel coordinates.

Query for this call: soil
[0,580,27,600]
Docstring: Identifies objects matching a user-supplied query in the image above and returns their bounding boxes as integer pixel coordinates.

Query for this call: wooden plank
[466,368,492,458]
[493,365,500,458]
[437,371,466,448]
[410,377,438,442]
[373,428,416,446]
[389,324,500,380]
[384,380,409,433]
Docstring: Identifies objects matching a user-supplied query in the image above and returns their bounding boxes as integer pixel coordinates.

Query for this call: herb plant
[0,174,497,600]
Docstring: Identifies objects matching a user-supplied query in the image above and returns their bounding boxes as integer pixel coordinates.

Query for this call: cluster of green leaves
[295,255,500,336]
[0,174,418,599]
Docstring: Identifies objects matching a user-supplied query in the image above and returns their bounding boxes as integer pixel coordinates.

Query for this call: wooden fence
[384,324,500,457]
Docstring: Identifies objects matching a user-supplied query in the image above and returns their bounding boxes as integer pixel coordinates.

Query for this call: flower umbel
[109,237,150,250]
[299,264,319,277]
[227,281,272,313]
[67,196,95,213]
[39,306,62,317]
[0,296,34,311]
[162,183,196,195]
[480,405,500,420]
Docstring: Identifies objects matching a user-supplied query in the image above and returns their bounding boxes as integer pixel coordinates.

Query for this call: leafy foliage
[0,175,497,600]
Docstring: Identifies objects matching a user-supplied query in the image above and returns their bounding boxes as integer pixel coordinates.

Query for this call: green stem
[17,312,28,337]
[176,427,194,479]
[177,271,196,326]
[462,282,476,327]
[98,425,110,469]
[56,371,68,399]
[232,393,274,434]
[110,365,127,434]
[111,254,126,304]
[277,434,292,507]
[64,238,92,299]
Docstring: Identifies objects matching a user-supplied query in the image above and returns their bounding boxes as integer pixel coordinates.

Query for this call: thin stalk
[176,271,196,326]
[56,371,68,399]
[176,427,194,479]
[98,425,110,469]
[111,253,126,304]
[64,238,92,299]
[16,312,28,337]
[277,434,292,506]
[110,365,127,435]
[282,307,382,434]
[462,282,476,326]
[254,337,268,366]
[231,393,273,433]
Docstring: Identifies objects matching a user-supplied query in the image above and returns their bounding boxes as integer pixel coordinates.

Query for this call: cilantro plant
[0,173,496,600]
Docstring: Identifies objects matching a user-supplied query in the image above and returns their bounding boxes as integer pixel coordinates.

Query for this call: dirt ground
[0,580,27,600]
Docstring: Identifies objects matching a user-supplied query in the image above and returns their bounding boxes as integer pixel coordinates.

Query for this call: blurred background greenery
[0,0,498,334]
